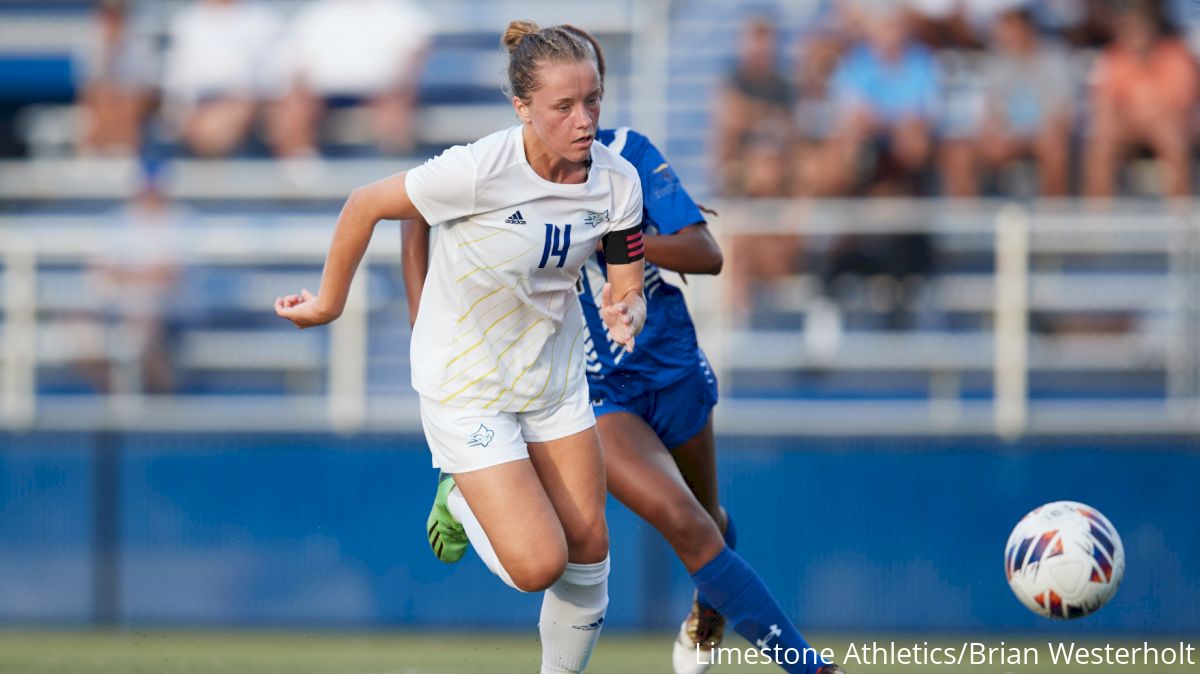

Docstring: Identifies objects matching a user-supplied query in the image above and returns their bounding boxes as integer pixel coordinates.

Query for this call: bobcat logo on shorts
[467,424,495,448]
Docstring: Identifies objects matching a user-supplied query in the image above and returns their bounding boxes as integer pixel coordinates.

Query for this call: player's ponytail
[501,20,595,101]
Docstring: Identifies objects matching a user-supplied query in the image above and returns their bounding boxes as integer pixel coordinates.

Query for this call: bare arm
[642,222,723,275]
[401,217,431,327]
[275,172,423,328]
[600,259,646,352]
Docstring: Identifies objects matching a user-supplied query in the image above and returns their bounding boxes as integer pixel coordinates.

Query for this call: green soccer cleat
[426,471,468,563]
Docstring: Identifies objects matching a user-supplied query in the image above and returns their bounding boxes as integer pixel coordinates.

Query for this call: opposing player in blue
[408,24,844,674]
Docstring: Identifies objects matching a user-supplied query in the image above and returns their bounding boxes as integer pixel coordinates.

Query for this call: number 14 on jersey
[539,224,572,269]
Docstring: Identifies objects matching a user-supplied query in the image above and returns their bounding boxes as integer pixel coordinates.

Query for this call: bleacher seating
[1,1,1197,436]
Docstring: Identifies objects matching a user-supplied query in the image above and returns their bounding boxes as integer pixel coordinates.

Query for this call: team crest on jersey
[467,424,495,448]
[504,210,527,225]
[584,210,609,228]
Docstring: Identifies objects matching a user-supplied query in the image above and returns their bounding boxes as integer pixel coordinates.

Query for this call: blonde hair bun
[502,20,540,53]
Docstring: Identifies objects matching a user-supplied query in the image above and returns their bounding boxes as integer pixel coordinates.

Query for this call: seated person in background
[161,0,284,157]
[816,2,940,196]
[808,2,939,334]
[712,14,795,198]
[1084,0,1197,197]
[943,4,1075,196]
[270,0,432,157]
[79,168,183,395]
[77,0,156,156]
[789,30,847,196]
[905,0,985,48]
[712,15,802,324]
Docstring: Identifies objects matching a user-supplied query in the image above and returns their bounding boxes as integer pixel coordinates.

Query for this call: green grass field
[0,632,1195,674]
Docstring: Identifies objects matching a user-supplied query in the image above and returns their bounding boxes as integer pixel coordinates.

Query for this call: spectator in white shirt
[270,0,433,157]
[161,0,284,157]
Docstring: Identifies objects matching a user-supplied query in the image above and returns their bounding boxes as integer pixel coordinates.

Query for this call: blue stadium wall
[1,432,1198,633]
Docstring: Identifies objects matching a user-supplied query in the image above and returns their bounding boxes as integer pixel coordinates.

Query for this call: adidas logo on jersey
[505,210,527,225]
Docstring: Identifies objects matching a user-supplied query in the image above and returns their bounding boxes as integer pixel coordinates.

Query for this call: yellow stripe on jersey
[457,286,504,323]
[441,308,535,383]
[450,293,519,345]
[438,365,500,405]
[490,333,556,411]
[553,324,589,405]
[653,162,669,174]
[455,240,542,284]
[458,227,514,248]
[452,322,547,407]
[479,320,551,409]
[518,323,585,413]
[443,302,523,369]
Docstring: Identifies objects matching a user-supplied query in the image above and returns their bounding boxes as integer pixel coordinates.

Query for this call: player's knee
[510,568,562,593]
[661,499,722,555]
[508,549,568,592]
[563,517,609,563]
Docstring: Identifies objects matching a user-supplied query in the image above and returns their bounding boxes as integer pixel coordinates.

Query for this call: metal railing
[1,199,1197,436]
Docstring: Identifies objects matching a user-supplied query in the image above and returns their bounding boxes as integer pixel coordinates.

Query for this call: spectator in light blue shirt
[814,3,939,195]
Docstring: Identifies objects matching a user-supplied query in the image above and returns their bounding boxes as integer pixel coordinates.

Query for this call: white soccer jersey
[405,126,643,412]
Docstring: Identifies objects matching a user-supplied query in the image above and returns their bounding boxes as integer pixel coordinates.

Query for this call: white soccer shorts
[419,382,596,474]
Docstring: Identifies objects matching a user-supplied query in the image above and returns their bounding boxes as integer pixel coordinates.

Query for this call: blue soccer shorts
[589,352,718,450]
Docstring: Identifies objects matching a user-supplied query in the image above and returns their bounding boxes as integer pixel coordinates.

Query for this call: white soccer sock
[446,485,522,591]
[539,556,610,674]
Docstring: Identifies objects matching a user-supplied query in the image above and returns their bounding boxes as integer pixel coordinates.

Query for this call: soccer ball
[1005,501,1125,620]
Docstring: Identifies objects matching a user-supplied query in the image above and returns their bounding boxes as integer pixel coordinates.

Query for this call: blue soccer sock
[690,547,830,674]
[697,509,737,612]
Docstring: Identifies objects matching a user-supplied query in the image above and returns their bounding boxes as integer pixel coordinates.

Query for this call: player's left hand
[275,289,336,329]
[600,282,637,353]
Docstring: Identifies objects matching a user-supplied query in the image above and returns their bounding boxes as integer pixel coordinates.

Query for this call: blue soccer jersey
[578,127,707,403]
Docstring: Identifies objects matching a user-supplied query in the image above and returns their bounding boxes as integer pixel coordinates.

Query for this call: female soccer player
[411,24,844,674]
[277,21,648,674]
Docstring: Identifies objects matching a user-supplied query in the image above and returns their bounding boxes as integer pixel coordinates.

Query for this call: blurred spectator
[1060,0,1121,47]
[817,3,939,196]
[1165,0,1200,56]
[906,0,984,48]
[79,169,184,395]
[713,15,803,324]
[270,0,433,157]
[712,15,795,197]
[161,0,284,157]
[805,3,939,332]
[789,32,846,196]
[77,0,157,155]
[943,5,1075,196]
[1083,0,1197,197]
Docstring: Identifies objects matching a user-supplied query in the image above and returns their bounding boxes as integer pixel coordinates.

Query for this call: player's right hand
[275,289,337,329]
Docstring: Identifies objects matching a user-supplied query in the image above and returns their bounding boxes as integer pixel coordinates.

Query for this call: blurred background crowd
[3,0,1197,202]
[715,0,1199,201]
[0,0,1198,400]
[17,0,433,161]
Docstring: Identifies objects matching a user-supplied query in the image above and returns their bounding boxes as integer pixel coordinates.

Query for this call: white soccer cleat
[671,593,725,674]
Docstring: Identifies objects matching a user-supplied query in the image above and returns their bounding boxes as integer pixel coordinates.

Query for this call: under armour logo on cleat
[505,210,527,225]
[467,424,495,447]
